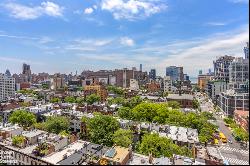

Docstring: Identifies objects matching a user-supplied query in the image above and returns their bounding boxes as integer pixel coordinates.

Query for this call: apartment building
[218,90,249,116]
[0,73,15,102]
[228,57,249,93]
[213,55,235,83]
[206,80,229,103]
[197,74,214,91]
[84,83,108,101]
[50,74,65,90]
[166,66,184,81]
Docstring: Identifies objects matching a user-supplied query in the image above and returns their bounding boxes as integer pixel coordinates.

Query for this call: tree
[42,84,49,89]
[167,101,181,109]
[64,96,76,103]
[87,113,119,146]
[113,129,133,148]
[192,99,200,110]
[9,110,36,129]
[201,112,215,120]
[138,133,192,158]
[233,127,249,142]
[44,116,70,134]
[12,135,26,147]
[76,97,85,105]
[86,94,101,105]
[118,107,133,120]
[107,86,124,96]
[50,97,61,103]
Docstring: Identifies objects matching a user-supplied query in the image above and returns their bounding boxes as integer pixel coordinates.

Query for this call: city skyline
[0,0,249,77]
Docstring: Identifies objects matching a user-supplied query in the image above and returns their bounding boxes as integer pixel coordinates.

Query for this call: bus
[219,132,227,143]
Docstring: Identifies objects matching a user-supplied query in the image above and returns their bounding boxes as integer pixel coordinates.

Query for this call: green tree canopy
[76,97,85,105]
[113,129,133,148]
[86,113,119,146]
[86,94,101,105]
[167,101,181,109]
[9,110,36,129]
[192,99,200,109]
[118,107,133,120]
[233,127,249,142]
[138,133,192,158]
[50,97,61,103]
[64,96,76,103]
[44,116,70,134]
[107,86,124,95]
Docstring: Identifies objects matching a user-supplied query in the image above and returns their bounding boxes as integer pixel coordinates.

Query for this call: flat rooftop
[167,94,194,100]
[42,140,88,165]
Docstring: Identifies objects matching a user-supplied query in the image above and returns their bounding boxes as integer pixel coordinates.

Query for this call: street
[195,92,249,165]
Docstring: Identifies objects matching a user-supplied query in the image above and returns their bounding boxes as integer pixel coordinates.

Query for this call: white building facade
[0,74,15,102]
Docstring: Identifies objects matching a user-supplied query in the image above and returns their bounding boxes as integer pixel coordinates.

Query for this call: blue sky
[0,0,249,77]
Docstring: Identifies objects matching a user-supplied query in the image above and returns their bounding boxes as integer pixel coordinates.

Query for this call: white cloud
[2,1,64,20]
[120,37,135,46]
[229,0,249,3]
[41,1,64,17]
[84,7,94,14]
[101,0,167,20]
[156,26,249,76]
[205,22,227,26]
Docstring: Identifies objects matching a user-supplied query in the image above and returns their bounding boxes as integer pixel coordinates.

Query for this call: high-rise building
[199,70,203,75]
[5,69,11,77]
[140,64,142,72]
[244,42,249,60]
[50,74,65,90]
[0,71,15,102]
[229,57,249,93]
[114,68,148,88]
[149,69,156,80]
[22,63,32,82]
[163,76,174,93]
[213,55,235,83]
[166,66,184,81]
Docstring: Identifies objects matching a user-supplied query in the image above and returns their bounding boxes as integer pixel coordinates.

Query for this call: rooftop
[167,94,194,100]
[103,146,130,163]
[22,129,46,138]
[234,110,249,117]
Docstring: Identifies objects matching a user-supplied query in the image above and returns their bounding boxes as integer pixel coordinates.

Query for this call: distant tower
[199,70,203,75]
[244,42,249,60]
[5,69,11,77]
[140,64,142,72]
[208,69,212,75]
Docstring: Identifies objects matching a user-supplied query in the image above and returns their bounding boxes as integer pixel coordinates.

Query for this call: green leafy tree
[107,86,124,95]
[9,110,36,129]
[113,129,133,148]
[76,97,85,105]
[64,96,76,103]
[87,113,119,146]
[86,94,101,105]
[233,127,249,142]
[33,122,46,130]
[12,135,26,147]
[192,99,200,109]
[44,116,70,134]
[138,133,192,158]
[50,97,61,103]
[167,101,181,109]
[118,107,133,120]
[201,112,215,120]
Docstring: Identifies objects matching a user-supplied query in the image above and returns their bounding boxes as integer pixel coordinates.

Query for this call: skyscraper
[149,69,156,80]
[22,63,32,82]
[244,42,249,60]
[140,64,142,72]
[213,55,235,83]
[166,66,184,81]
[199,70,203,75]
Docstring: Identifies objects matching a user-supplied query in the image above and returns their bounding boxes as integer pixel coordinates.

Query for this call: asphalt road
[195,92,249,165]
